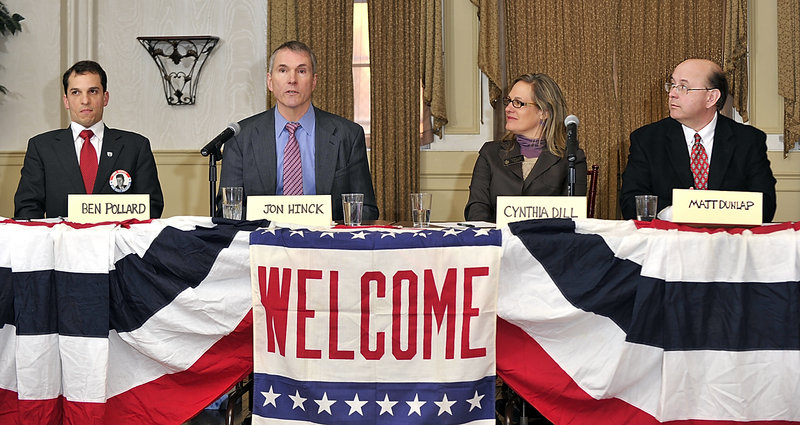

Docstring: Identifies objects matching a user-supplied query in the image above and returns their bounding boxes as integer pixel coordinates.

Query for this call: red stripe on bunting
[105,310,254,425]
[0,312,253,425]
[497,318,800,425]
[633,219,799,234]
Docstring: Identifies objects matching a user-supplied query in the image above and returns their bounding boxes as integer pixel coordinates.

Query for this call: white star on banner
[259,228,278,235]
[261,386,280,407]
[376,393,398,416]
[473,228,492,237]
[320,231,335,238]
[466,390,485,412]
[289,390,307,411]
[406,394,426,416]
[314,392,336,415]
[412,232,428,238]
[345,393,368,416]
[289,230,305,237]
[442,228,462,237]
[350,231,367,239]
[380,232,397,238]
[434,393,456,416]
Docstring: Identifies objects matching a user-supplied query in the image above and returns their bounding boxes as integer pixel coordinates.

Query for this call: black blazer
[14,127,164,219]
[218,106,379,221]
[465,140,588,221]
[620,115,777,222]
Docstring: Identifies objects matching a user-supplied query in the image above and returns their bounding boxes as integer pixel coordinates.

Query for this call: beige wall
[0,0,797,222]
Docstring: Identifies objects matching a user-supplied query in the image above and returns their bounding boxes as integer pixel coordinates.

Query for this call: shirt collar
[681,112,717,147]
[274,105,316,136]
[70,120,105,141]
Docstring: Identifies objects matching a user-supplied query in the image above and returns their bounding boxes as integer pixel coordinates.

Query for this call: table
[1,217,798,425]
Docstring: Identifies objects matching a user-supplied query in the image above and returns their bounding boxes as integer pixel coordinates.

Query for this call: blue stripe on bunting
[509,219,800,351]
[253,373,495,424]
[110,222,262,333]
[0,268,13,328]
[4,221,263,336]
[11,270,60,335]
[250,227,502,250]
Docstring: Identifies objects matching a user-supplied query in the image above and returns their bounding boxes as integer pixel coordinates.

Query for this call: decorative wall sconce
[137,35,219,106]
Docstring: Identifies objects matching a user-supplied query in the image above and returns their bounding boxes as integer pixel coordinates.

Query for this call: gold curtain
[267,0,354,119]
[505,1,620,219]
[724,0,749,121]
[473,0,730,219]
[368,0,421,221]
[778,0,800,157]
[421,0,447,143]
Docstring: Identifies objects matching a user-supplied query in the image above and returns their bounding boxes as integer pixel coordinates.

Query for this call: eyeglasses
[502,96,537,109]
[664,82,714,95]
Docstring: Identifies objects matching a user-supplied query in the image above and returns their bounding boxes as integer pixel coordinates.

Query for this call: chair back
[587,164,599,218]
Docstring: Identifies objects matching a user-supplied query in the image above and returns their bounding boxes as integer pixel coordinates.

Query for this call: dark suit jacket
[14,127,164,219]
[465,140,588,221]
[620,115,777,222]
[218,106,379,221]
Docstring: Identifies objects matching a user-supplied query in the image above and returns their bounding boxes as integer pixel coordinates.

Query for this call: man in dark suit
[218,40,379,221]
[14,61,164,219]
[620,59,776,222]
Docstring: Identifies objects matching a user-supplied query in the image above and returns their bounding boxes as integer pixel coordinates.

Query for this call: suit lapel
[253,110,277,193]
[95,126,123,193]
[314,108,337,194]
[707,116,734,190]
[665,120,695,187]
[54,128,87,193]
[499,141,523,182]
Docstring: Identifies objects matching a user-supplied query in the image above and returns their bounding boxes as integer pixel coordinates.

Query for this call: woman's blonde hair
[507,73,568,157]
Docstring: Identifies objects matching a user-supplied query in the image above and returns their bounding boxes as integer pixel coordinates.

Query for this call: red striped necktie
[79,129,97,193]
[283,122,303,195]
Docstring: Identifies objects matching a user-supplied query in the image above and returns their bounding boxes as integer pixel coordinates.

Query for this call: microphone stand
[567,149,577,196]
[202,145,223,217]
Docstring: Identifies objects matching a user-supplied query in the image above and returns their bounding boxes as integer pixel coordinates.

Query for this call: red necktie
[690,133,708,190]
[283,122,303,195]
[79,129,97,194]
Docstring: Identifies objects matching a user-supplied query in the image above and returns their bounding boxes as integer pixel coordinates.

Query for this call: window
[353,1,370,136]
[352,1,426,146]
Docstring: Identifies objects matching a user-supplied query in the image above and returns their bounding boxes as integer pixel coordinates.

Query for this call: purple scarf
[516,135,547,158]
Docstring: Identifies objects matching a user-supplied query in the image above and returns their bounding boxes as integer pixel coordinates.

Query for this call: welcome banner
[250,227,502,424]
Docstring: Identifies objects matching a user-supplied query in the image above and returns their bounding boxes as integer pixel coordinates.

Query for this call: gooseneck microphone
[564,115,579,196]
[200,122,241,157]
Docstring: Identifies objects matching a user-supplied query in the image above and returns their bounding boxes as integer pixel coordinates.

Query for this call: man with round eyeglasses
[620,58,776,222]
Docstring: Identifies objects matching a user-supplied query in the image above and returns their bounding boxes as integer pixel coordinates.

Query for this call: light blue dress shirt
[274,107,317,195]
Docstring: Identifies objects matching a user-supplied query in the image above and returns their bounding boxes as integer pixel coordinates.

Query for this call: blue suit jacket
[218,106,379,221]
[14,127,164,219]
[620,115,777,222]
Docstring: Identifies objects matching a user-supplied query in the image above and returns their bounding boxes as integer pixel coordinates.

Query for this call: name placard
[496,196,587,228]
[247,195,332,227]
[671,189,762,226]
[68,194,149,223]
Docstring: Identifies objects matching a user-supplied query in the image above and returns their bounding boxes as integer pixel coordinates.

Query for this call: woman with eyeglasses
[464,73,588,221]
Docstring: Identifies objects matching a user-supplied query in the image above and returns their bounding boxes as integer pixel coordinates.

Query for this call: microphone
[564,115,579,159]
[200,122,241,157]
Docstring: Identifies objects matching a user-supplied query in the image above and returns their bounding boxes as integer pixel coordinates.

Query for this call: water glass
[635,195,658,221]
[222,186,243,220]
[341,193,364,226]
[410,192,432,228]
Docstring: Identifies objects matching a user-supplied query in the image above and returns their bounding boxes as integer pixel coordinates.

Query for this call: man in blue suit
[218,40,379,221]
[620,59,776,222]
[14,61,164,219]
